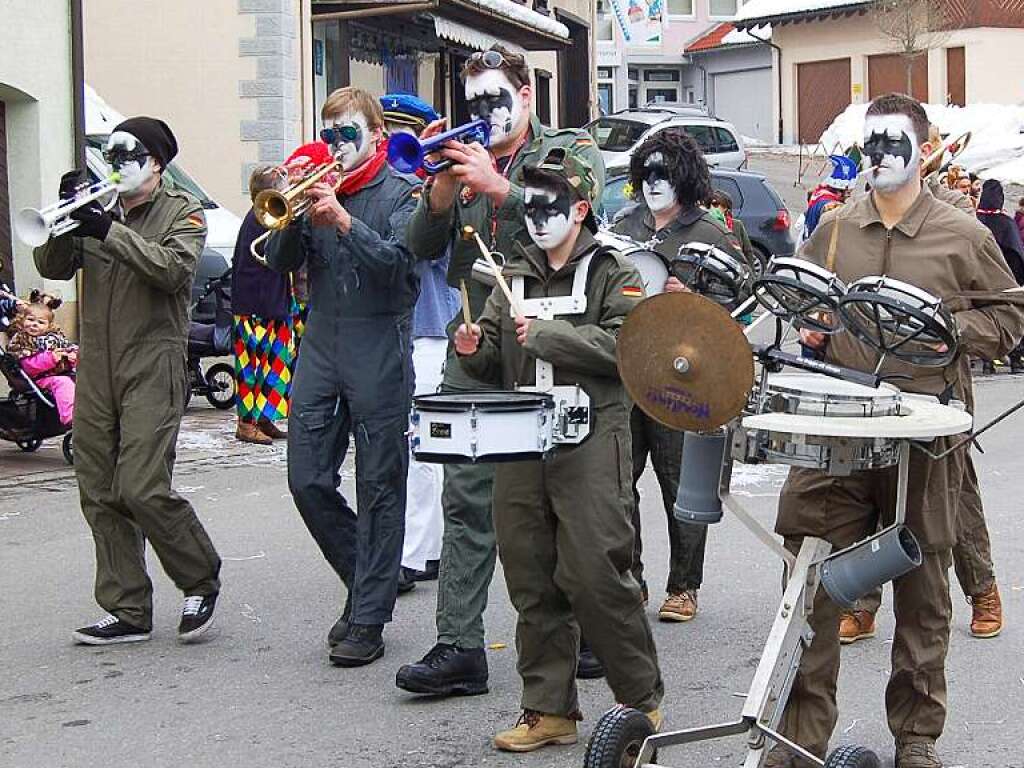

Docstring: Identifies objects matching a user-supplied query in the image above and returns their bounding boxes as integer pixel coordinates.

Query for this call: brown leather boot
[493,710,578,752]
[838,609,876,644]
[259,419,288,440]
[969,583,1003,638]
[896,738,943,767]
[236,420,272,445]
[658,590,698,622]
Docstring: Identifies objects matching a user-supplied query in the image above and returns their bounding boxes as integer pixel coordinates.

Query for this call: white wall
[0,1,76,312]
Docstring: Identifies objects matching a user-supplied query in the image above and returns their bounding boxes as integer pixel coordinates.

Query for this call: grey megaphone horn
[819,524,922,609]
[673,429,730,525]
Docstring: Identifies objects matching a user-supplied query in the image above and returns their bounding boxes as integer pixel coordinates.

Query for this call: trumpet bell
[14,208,53,248]
[387,119,490,175]
[253,189,294,231]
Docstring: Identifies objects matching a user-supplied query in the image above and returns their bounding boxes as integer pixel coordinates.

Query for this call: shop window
[598,82,614,115]
[667,0,694,16]
[647,88,679,103]
[709,0,740,18]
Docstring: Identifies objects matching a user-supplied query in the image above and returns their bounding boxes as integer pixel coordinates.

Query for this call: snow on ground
[736,0,867,22]
[820,102,1024,183]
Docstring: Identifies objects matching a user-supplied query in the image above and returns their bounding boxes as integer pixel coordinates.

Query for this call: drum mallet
[462,225,525,317]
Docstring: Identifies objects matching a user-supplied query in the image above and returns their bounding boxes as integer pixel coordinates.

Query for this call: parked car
[598,167,795,270]
[586,107,747,170]
[86,86,241,323]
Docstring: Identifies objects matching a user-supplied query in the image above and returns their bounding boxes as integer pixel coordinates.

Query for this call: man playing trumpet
[262,87,421,668]
[34,116,222,646]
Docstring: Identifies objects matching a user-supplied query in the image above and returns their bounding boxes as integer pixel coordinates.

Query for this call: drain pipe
[746,28,783,144]
[70,0,86,168]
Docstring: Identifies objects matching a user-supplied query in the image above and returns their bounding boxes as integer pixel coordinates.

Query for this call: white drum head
[596,229,668,296]
[763,372,903,418]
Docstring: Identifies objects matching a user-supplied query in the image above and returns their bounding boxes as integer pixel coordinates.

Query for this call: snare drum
[734,373,903,475]
[596,230,668,296]
[411,391,554,464]
[671,241,751,309]
[753,257,847,332]
[838,275,958,367]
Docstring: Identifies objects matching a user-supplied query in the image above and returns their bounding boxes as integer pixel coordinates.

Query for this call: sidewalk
[0,404,285,488]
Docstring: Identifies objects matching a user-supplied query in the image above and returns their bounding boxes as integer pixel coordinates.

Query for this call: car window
[710,176,744,213]
[85,136,217,208]
[713,127,739,153]
[599,176,632,222]
[588,118,651,153]
[681,124,716,154]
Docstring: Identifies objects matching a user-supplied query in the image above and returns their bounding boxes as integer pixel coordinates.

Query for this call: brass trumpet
[250,160,343,264]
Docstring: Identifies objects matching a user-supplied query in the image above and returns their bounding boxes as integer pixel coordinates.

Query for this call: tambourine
[753,257,847,333]
[670,241,751,311]
[837,275,958,367]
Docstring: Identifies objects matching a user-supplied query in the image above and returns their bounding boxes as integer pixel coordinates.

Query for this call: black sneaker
[178,593,218,643]
[576,640,605,679]
[72,615,150,645]
[397,568,417,594]
[330,623,385,667]
[414,560,440,581]
[396,642,489,696]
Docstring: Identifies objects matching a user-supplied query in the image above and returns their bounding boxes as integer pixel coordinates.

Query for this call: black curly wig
[629,130,712,209]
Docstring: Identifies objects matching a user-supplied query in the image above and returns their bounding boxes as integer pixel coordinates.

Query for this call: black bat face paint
[465,70,522,145]
[642,153,669,186]
[524,186,574,250]
[862,114,919,192]
[641,151,677,213]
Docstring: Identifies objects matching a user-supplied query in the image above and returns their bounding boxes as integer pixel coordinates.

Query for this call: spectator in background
[977,179,1024,374]
[1015,198,1024,244]
[801,155,857,242]
[231,164,296,445]
[709,188,756,270]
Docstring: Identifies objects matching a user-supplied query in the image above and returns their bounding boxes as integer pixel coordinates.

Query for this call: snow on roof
[461,0,569,39]
[721,23,772,44]
[687,22,772,52]
[736,0,868,23]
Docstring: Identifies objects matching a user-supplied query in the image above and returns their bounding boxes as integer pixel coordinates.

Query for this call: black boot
[414,560,440,581]
[330,623,385,667]
[327,595,352,648]
[395,642,489,696]
[577,638,605,679]
[397,567,417,594]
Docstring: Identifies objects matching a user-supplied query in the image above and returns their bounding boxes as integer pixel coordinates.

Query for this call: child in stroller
[0,287,74,462]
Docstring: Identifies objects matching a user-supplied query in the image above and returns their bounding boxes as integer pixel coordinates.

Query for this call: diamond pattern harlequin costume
[233,315,294,422]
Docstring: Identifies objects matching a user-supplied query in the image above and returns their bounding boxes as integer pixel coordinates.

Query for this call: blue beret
[380,93,440,127]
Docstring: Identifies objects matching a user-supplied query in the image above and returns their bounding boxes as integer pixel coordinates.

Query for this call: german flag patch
[575,136,594,147]
[621,285,644,298]
[187,212,206,228]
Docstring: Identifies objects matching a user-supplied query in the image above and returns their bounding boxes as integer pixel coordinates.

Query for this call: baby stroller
[187,268,235,409]
[0,344,74,465]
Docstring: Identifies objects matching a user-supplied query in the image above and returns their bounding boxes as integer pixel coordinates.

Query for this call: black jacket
[977,179,1024,285]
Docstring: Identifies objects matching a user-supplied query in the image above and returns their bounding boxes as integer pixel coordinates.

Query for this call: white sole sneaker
[178,614,216,644]
[72,630,150,645]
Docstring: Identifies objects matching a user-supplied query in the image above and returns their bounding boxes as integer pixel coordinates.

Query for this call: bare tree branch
[871,0,953,94]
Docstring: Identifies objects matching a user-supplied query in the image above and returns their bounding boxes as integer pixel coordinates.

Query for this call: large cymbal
[618,292,754,431]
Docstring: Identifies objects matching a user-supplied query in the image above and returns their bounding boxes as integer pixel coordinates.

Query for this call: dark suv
[599,167,795,269]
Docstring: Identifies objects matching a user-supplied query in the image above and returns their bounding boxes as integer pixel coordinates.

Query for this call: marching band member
[263,87,421,668]
[396,45,604,698]
[612,130,743,624]
[766,93,1024,768]
[34,116,222,645]
[454,147,664,752]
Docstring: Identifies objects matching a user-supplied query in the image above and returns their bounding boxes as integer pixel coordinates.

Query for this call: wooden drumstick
[462,226,524,317]
[459,279,473,328]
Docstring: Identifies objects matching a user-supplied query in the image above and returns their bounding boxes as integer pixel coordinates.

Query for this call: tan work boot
[896,739,943,768]
[645,708,664,732]
[236,420,272,445]
[838,609,876,644]
[762,745,818,768]
[493,710,578,752]
[658,590,697,622]
[259,419,288,440]
[968,583,1003,638]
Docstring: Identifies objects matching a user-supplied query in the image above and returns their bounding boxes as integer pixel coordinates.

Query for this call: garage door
[713,68,773,143]
[797,58,851,145]
[868,52,928,101]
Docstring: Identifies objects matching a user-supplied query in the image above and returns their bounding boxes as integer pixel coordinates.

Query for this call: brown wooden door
[0,100,12,289]
[946,46,966,106]
[868,52,929,101]
[797,58,851,145]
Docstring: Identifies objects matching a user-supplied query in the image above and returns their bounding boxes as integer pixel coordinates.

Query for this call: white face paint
[524,185,576,251]
[324,111,373,171]
[862,114,920,193]
[464,70,524,148]
[641,151,678,214]
[105,130,153,194]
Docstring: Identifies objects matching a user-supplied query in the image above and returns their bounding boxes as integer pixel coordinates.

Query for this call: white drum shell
[412,400,553,463]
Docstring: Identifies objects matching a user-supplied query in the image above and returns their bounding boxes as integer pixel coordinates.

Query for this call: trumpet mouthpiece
[111,172,121,183]
[461,225,476,240]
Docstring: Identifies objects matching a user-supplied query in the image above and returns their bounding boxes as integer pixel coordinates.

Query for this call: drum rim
[838,289,958,367]
[413,390,555,412]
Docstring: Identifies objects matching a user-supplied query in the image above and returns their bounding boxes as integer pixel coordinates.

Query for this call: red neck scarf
[337,143,388,197]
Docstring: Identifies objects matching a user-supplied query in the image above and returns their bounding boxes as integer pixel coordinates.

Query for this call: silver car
[587,107,748,170]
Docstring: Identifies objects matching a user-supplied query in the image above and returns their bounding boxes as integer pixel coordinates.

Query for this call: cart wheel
[204,363,236,410]
[62,432,74,465]
[584,707,655,768]
[16,438,42,452]
[824,744,881,768]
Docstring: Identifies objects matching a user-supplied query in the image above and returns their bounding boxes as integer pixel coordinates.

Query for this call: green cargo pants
[75,347,221,631]
[492,422,664,717]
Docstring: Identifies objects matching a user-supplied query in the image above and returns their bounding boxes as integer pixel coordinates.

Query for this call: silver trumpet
[15,174,121,247]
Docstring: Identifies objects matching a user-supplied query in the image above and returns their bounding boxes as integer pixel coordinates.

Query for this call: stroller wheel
[205,362,236,410]
[16,438,42,453]
[62,432,74,466]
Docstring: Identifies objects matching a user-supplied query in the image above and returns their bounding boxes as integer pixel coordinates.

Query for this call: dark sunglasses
[320,124,361,144]
[103,147,149,166]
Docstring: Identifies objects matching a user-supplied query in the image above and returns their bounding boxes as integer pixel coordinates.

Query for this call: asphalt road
[2,370,1023,768]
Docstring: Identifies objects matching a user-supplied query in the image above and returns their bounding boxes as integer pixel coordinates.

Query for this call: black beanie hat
[113,116,178,170]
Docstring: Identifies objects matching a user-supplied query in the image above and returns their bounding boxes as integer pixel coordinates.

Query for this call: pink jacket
[19,350,60,379]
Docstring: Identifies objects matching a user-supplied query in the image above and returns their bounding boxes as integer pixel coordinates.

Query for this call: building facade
[735,0,1024,145]
[0,1,79,323]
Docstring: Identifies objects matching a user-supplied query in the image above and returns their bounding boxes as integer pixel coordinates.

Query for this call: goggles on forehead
[320,124,361,145]
[103,146,149,167]
[469,50,506,70]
